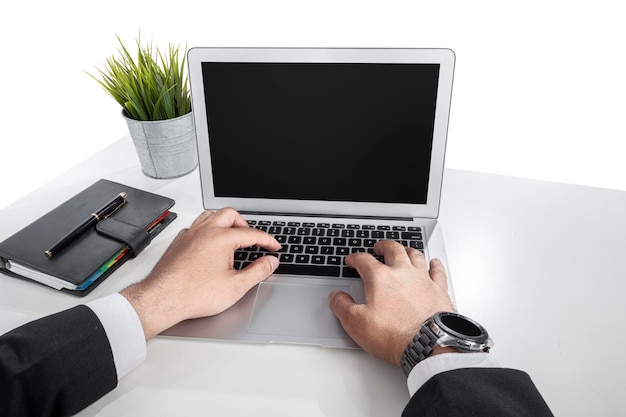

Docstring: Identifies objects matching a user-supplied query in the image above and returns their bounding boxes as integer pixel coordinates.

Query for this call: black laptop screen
[201,62,440,204]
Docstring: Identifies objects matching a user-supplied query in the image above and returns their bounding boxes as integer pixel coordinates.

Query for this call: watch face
[439,313,483,337]
[435,312,488,342]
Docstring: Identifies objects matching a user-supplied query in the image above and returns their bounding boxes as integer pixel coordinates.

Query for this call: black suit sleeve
[0,305,118,417]
[403,367,554,417]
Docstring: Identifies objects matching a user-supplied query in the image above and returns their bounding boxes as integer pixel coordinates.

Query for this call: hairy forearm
[120,278,183,340]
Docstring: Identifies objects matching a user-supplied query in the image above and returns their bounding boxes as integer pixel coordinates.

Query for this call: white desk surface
[1,137,625,417]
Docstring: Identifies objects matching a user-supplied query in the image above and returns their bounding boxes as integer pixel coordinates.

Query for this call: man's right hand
[328,240,455,367]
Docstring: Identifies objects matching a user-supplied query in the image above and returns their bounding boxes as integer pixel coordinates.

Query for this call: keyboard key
[342,267,360,278]
[386,231,400,239]
[268,226,282,234]
[288,236,302,244]
[319,237,332,245]
[295,254,310,263]
[290,245,304,253]
[337,247,349,255]
[311,255,325,264]
[409,241,424,250]
[305,246,319,254]
[280,253,295,263]
[275,264,341,277]
[402,231,423,240]
[312,228,326,236]
[249,252,264,261]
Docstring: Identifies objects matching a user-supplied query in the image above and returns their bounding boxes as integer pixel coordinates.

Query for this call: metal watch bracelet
[400,322,439,377]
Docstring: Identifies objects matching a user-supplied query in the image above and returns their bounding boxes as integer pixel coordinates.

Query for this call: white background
[0,0,624,211]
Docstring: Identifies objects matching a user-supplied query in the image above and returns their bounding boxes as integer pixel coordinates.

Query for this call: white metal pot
[123,111,198,179]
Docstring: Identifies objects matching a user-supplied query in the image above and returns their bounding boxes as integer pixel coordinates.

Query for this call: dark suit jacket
[0,306,117,417]
[403,367,554,416]
[1,306,553,417]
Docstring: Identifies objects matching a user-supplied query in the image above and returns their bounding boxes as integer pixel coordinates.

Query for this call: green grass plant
[89,34,191,121]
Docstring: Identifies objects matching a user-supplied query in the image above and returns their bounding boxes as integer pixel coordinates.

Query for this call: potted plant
[89,34,197,179]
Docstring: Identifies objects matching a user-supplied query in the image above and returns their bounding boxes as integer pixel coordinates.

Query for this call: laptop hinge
[239,211,414,222]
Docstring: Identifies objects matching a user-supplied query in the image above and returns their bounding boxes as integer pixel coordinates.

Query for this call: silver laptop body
[162,48,456,348]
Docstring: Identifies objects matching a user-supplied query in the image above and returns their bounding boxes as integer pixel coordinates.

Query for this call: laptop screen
[189,48,454,219]
[201,62,440,205]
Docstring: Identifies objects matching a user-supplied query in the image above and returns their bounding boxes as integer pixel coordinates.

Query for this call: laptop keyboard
[234,220,424,278]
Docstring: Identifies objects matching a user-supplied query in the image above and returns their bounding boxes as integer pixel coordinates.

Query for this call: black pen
[44,192,128,259]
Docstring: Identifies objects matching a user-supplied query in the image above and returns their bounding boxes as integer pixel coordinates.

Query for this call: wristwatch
[401,311,493,377]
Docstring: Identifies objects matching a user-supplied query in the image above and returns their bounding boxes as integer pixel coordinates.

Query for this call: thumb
[328,290,369,346]
[328,290,359,324]
[429,258,449,292]
[238,255,279,288]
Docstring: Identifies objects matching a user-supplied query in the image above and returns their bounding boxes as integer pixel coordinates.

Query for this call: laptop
[162,48,456,348]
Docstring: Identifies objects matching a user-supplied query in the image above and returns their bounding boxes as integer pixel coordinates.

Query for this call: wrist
[120,280,183,340]
[400,312,493,377]
[430,345,456,356]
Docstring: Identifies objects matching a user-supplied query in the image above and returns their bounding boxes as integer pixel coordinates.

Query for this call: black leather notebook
[0,179,177,296]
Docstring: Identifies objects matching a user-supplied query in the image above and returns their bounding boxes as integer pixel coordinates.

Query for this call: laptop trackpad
[247,282,353,340]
